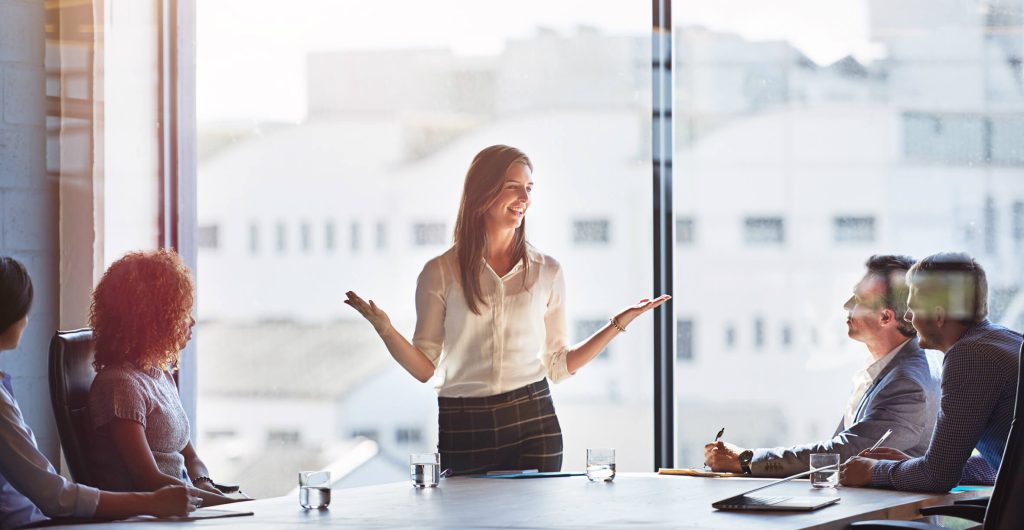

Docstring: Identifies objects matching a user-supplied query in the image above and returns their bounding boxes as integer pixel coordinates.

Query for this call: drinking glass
[586,448,616,482]
[410,452,441,488]
[298,471,331,509]
[809,453,840,488]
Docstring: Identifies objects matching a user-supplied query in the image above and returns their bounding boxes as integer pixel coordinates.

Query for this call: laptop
[711,466,841,512]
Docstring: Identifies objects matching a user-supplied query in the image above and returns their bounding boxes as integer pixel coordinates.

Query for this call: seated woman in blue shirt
[0,256,199,529]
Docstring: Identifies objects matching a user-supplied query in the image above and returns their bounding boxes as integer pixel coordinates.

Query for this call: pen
[867,428,893,452]
[714,427,725,443]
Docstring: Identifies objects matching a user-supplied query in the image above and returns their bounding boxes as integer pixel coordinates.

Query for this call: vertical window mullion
[652,0,676,471]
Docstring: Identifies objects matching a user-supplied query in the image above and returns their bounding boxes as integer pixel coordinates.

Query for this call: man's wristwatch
[738,450,754,475]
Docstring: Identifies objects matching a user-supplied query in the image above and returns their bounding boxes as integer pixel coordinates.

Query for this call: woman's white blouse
[413,245,572,397]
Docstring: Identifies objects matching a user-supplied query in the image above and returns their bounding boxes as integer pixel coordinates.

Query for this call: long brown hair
[453,145,533,315]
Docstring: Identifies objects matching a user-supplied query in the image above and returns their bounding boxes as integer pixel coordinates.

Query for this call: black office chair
[48,328,99,487]
[850,339,1024,530]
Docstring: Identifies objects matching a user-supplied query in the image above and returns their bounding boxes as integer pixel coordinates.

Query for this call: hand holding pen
[703,428,725,469]
[856,429,911,461]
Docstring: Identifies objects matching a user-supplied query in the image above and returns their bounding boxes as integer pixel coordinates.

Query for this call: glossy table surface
[47,473,973,529]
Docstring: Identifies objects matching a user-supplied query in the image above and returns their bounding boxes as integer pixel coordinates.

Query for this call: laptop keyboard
[743,496,788,506]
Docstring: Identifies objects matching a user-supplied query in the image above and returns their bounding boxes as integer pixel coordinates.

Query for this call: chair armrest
[952,496,989,507]
[919,504,985,522]
[849,521,943,530]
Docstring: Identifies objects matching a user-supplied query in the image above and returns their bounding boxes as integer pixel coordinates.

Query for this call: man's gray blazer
[750,337,941,477]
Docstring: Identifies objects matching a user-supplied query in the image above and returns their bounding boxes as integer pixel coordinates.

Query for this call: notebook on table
[711,466,841,512]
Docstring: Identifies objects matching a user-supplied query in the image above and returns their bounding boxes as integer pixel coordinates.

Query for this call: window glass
[673,0,1024,467]
[198,0,652,496]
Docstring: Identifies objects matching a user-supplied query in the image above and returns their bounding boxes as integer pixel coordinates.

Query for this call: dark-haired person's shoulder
[963,322,1020,356]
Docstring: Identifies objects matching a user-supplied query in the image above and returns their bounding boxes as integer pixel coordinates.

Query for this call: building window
[572,219,610,244]
[724,324,736,349]
[413,222,446,246]
[903,112,986,164]
[376,221,388,250]
[677,319,694,361]
[325,221,336,252]
[575,319,610,359]
[1013,202,1024,242]
[267,429,300,446]
[834,216,875,243]
[744,217,784,245]
[395,427,422,444]
[350,429,378,441]
[676,218,695,245]
[984,197,997,255]
[248,223,259,255]
[204,429,237,440]
[991,114,1024,165]
[197,224,219,249]
[300,222,312,253]
[275,222,287,254]
[351,221,360,252]
[754,318,765,350]
[781,325,792,349]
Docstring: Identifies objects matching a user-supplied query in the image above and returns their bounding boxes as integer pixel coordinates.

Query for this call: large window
[197,0,652,496]
[673,0,1024,467]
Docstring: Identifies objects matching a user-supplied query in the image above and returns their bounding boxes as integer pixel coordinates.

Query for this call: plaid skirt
[438,379,563,475]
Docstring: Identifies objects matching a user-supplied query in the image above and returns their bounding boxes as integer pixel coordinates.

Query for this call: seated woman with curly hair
[87,250,241,507]
[0,256,199,528]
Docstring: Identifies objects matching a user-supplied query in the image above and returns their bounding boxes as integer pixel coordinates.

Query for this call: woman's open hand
[344,291,393,336]
[615,294,671,329]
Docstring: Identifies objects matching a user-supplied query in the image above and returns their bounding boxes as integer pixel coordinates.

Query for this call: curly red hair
[90,249,194,372]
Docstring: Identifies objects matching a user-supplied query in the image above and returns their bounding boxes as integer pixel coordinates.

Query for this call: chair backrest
[48,328,98,487]
[984,338,1024,530]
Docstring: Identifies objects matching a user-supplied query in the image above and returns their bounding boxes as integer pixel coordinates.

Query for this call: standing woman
[0,257,198,529]
[345,145,669,475]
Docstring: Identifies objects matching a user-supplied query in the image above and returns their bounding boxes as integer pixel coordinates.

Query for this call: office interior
[1,0,1023,526]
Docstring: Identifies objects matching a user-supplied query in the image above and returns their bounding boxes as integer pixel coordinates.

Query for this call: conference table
[48,473,977,529]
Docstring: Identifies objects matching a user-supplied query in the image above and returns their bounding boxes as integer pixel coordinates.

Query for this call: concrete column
[0,0,61,462]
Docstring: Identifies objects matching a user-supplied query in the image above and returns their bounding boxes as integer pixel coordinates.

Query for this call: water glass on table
[809,453,839,488]
[410,452,441,488]
[586,448,616,482]
[298,471,331,509]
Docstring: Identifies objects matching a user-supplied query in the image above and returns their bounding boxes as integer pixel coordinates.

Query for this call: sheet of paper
[657,467,745,478]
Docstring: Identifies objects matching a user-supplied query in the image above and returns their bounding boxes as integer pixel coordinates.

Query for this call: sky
[197,0,873,124]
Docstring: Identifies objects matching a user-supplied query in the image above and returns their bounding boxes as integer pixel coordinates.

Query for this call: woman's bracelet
[609,316,627,333]
[192,475,213,486]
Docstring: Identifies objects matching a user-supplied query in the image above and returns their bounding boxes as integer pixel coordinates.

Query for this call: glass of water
[298,470,331,509]
[809,453,840,488]
[410,452,441,488]
[586,448,616,482]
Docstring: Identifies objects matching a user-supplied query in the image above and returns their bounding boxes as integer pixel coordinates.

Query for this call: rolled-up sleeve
[542,264,571,383]
[0,389,100,518]
[412,258,447,366]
